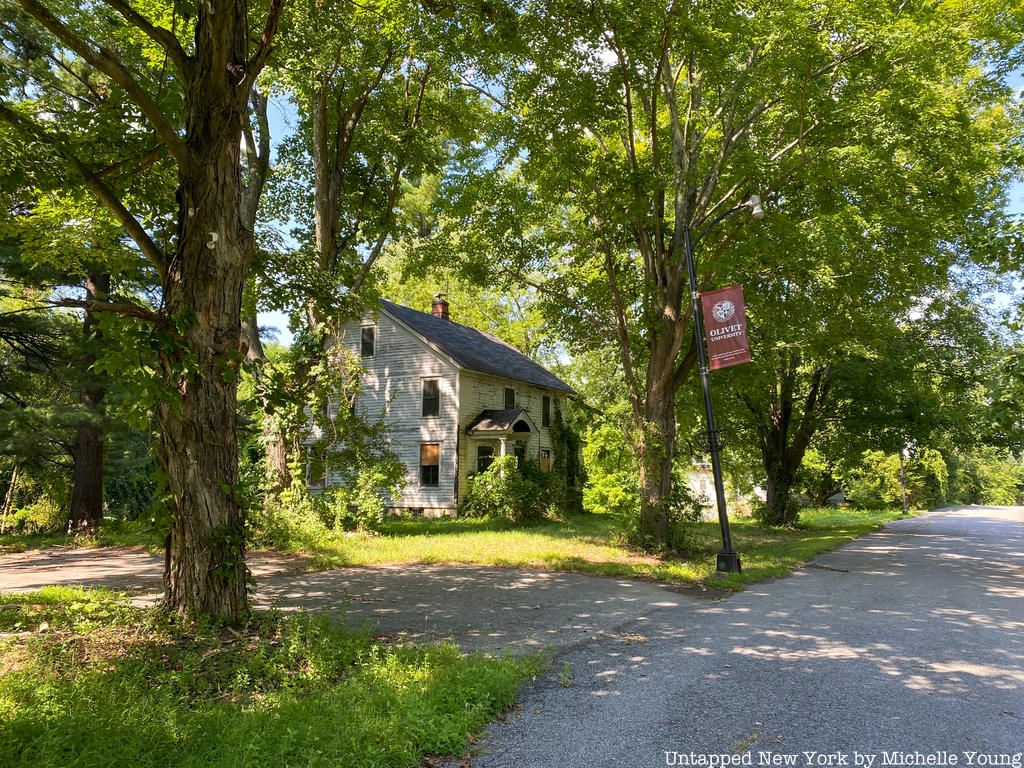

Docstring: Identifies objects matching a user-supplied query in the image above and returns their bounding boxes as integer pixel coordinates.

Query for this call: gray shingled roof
[380,300,576,394]
[466,408,530,433]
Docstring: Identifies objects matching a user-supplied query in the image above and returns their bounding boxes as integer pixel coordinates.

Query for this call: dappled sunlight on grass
[0,588,543,768]
[0,508,910,591]
[0,520,163,555]
[281,507,909,589]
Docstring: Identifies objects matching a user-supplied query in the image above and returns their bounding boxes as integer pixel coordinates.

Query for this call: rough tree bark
[8,0,282,622]
[157,3,276,620]
[635,298,690,547]
[68,272,110,533]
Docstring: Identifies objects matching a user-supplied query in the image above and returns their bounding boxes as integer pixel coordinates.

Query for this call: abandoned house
[310,295,577,515]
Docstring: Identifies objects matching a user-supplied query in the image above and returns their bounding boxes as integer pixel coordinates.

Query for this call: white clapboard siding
[456,369,568,502]
[317,306,570,513]
[327,309,460,511]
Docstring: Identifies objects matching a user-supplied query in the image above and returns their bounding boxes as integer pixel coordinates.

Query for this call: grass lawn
[0,519,162,555]
[285,506,910,591]
[1,507,910,592]
[0,510,906,764]
[0,587,543,768]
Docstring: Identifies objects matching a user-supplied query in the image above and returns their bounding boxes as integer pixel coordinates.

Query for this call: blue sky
[257,71,1024,345]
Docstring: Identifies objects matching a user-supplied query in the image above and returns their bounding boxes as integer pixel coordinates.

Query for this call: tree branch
[351,62,431,293]
[15,0,188,168]
[0,102,167,276]
[98,0,190,75]
[241,89,271,230]
[604,240,643,430]
[51,297,161,322]
[1,297,160,323]
[242,0,284,93]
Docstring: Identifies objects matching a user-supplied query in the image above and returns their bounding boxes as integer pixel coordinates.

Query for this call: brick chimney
[431,294,450,321]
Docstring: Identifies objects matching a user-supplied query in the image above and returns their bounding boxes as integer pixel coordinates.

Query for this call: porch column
[499,437,508,457]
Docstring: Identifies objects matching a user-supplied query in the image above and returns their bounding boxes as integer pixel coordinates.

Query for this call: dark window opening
[361,326,375,357]
[542,395,551,427]
[504,387,515,410]
[422,379,440,417]
[420,443,440,487]
[477,445,494,473]
[513,442,527,465]
[308,454,326,489]
[512,420,530,433]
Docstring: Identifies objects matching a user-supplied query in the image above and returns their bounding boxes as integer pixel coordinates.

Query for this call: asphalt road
[2,505,1020,763]
[451,506,1024,767]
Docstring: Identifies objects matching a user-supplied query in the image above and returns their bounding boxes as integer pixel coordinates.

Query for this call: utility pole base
[717,552,742,573]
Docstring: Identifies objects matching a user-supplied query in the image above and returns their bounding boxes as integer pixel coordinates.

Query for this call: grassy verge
[1,507,910,592]
[0,519,162,555]
[283,506,911,590]
[0,587,543,768]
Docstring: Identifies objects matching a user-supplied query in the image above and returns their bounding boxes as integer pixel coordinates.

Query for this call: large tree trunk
[758,361,833,526]
[68,272,110,533]
[264,422,292,492]
[635,312,686,550]
[637,380,676,548]
[157,7,255,623]
[763,457,800,526]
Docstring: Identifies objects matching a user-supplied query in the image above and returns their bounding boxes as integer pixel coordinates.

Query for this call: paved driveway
[0,545,711,651]
[449,506,1024,766]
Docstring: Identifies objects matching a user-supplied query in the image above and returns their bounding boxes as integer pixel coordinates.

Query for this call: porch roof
[465,408,537,436]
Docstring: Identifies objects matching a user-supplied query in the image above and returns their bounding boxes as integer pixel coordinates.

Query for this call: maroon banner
[700,284,752,370]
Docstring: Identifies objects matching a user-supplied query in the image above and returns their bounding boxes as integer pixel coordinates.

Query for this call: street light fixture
[683,194,764,573]
[749,195,765,221]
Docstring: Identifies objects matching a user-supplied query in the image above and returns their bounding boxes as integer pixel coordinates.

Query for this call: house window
[308,454,325,489]
[420,443,440,487]
[422,378,440,417]
[504,387,515,410]
[361,325,375,357]
[540,449,551,473]
[513,442,526,465]
[542,395,551,427]
[477,445,494,473]
[321,398,333,421]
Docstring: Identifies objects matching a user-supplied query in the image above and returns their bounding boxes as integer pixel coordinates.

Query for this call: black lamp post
[682,195,763,574]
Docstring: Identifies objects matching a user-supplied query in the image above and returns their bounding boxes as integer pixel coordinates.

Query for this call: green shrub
[620,474,706,553]
[583,467,638,518]
[248,452,405,548]
[948,447,1024,505]
[753,494,804,527]
[847,448,949,509]
[6,496,65,535]
[462,455,553,523]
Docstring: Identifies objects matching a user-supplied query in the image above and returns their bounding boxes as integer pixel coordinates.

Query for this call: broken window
[420,443,440,487]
